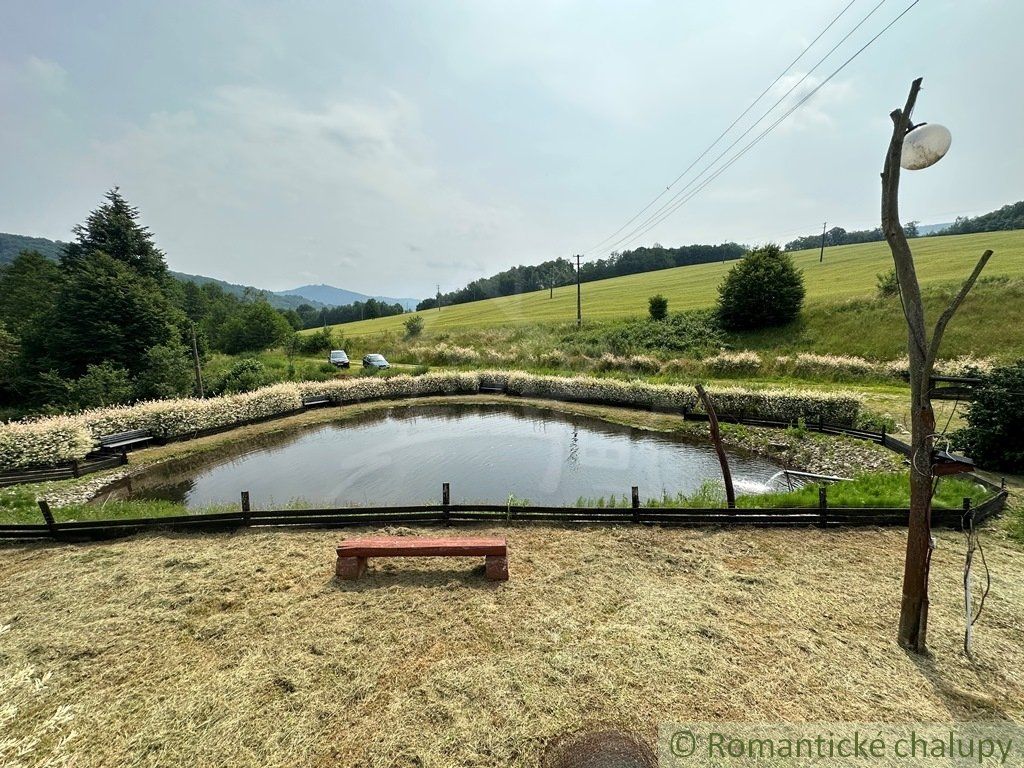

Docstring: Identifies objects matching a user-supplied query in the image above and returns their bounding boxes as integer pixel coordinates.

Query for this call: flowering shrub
[697,385,862,424]
[0,416,95,471]
[703,351,763,375]
[1,371,863,470]
[593,353,662,374]
[405,343,482,366]
[789,353,877,379]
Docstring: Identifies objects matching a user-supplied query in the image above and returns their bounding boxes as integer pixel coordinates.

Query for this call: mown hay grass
[1,523,1022,766]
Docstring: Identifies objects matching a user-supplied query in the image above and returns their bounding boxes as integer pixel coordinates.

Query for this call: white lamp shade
[901,123,952,170]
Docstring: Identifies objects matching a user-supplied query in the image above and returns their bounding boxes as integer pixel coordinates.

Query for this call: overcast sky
[1,0,1020,298]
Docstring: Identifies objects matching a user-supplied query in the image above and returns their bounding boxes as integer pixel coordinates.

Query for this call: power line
[584,0,862,255]
[603,0,922,254]
[592,0,893,258]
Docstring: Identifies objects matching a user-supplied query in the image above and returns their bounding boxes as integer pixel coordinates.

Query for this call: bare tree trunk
[696,383,735,508]
[882,78,993,653]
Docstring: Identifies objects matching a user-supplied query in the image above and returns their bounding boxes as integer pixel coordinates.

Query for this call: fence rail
[1,480,1007,542]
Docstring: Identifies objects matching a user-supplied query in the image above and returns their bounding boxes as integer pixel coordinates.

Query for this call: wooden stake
[695,383,735,509]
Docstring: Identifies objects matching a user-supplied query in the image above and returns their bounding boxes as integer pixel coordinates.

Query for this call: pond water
[103,404,786,509]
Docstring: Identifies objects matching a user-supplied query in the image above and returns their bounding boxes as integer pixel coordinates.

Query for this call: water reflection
[97,403,786,509]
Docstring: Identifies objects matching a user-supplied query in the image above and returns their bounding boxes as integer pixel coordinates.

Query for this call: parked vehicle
[328,349,350,368]
[362,353,390,370]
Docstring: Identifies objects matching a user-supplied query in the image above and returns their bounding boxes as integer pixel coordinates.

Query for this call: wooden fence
[0,454,126,489]
[1,479,1007,542]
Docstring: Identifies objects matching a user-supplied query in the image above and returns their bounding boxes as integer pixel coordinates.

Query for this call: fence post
[442,482,450,524]
[120,451,128,466]
[71,459,80,478]
[37,500,59,538]
[962,496,972,530]
[241,491,251,524]
[631,486,640,523]
[818,413,824,433]
[818,486,828,529]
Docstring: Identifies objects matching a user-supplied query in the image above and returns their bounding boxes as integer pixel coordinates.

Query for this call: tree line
[416,242,746,311]
[0,190,329,412]
[291,299,406,329]
[784,199,1024,252]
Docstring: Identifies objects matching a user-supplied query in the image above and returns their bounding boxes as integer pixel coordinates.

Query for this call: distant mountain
[0,232,69,265]
[169,271,326,311]
[276,284,419,311]
[917,222,953,236]
[1,233,416,311]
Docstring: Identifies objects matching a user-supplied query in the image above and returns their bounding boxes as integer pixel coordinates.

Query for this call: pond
[101,403,787,509]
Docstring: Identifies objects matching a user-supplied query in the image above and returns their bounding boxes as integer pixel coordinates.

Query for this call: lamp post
[882,78,991,653]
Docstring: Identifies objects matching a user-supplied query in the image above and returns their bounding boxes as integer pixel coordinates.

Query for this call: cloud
[85,86,517,292]
[763,71,856,133]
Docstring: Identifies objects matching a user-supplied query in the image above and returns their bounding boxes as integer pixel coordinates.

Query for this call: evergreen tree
[63,188,168,280]
[0,250,61,336]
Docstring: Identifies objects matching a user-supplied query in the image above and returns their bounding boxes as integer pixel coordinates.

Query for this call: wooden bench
[98,429,153,452]
[336,536,509,581]
[302,394,331,408]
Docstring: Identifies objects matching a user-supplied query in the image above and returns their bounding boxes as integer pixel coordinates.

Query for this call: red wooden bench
[336,536,509,581]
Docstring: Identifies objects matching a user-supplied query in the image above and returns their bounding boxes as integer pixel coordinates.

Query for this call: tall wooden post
[190,323,205,398]
[819,221,827,263]
[882,77,993,652]
[695,384,735,509]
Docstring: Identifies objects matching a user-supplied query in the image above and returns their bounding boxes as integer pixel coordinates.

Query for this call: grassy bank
[315,231,1024,360]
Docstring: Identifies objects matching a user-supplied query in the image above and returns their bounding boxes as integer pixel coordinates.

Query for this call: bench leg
[336,556,368,580]
[485,555,509,582]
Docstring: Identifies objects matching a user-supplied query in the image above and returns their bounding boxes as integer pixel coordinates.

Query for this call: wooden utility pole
[695,384,735,508]
[190,323,204,398]
[575,254,582,327]
[882,77,993,653]
[436,283,442,312]
[819,221,827,263]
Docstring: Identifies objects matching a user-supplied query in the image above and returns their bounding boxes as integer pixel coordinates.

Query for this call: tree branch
[881,78,928,363]
[925,249,994,374]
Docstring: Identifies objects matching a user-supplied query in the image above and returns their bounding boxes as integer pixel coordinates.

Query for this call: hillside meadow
[316,231,1024,359]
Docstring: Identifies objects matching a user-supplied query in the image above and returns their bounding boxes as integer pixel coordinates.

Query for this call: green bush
[876,267,899,298]
[648,294,668,321]
[404,314,425,338]
[954,359,1024,471]
[37,362,135,409]
[717,244,805,330]
[295,327,334,355]
[216,358,270,394]
[570,310,723,356]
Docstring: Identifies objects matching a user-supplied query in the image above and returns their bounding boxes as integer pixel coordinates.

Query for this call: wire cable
[585,0,862,255]
[596,0,921,256]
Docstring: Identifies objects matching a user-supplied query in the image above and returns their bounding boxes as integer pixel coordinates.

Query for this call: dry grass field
[2,522,1023,767]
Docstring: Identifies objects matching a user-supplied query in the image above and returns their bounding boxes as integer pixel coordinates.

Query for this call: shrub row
[394,341,993,383]
[0,371,862,470]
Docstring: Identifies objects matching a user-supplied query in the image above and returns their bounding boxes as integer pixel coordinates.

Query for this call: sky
[1,0,1020,299]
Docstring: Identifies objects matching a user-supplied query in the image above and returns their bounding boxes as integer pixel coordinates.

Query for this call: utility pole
[436,283,442,312]
[190,323,204,398]
[819,221,827,263]
[575,254,582,327]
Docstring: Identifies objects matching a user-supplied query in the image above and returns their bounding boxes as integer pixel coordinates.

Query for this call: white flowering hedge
[0,416,95,472]
[0,371,863,470]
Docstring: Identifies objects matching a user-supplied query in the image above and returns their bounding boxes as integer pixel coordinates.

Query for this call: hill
[0,232,69,265]
[169,271,325,311]
[318,230,1024,359]
[276,284,418,311]
[0,233,408,312]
